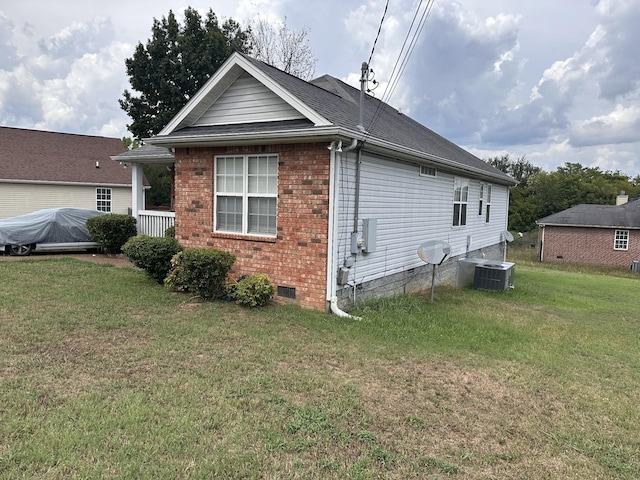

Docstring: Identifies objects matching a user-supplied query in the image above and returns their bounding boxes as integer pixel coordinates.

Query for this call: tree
[120,8,251,139]
[248,16,316,80]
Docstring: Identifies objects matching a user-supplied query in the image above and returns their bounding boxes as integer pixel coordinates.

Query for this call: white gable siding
[194,72,305,126]
[0,183,132,219]
[336,153,509,287]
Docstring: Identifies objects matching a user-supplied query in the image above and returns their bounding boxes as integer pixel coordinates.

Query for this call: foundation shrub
[122,234,183,283]
[165,248,236,300]
[86,214,137,254]
[228,274,274,308]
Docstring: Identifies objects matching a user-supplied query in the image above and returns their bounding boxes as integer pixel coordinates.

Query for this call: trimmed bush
[86,214,137,254]
[164,226,175,238]
[165,248,236,300]
[122,234,183,283]
[229,273,274,308]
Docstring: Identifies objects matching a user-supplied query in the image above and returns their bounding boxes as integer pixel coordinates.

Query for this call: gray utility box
[474,262,515,291]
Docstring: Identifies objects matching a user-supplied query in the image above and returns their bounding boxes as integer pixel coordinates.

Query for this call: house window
[420,165,437,177]
[478,184,492,222]
[614,230,629,250]
[453,178,468,227]
[96,188,112,212]
[215,154,278,235]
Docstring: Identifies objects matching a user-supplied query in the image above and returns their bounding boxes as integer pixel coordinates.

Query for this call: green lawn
[1,255,639,479]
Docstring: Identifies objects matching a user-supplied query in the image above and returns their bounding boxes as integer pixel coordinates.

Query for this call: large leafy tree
[120,8,251,139]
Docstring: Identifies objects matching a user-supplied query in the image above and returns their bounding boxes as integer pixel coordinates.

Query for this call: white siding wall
[336,152,509,286]
[0,183,132,219]
[195,73,305,126]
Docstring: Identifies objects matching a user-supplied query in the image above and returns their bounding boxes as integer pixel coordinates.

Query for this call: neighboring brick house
[536,193,640,269]
[120,53,516,313]
[0,126,135,218]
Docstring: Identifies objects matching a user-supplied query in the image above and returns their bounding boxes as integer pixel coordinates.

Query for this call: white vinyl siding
[335,153,510,286]
[195,72,305,126]
[0,182,132,219]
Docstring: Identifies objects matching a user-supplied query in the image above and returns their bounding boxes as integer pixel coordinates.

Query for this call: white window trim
[214,154,278,236]
[96,187,112,212]
[453,178,469,227]
[614,229,629,251]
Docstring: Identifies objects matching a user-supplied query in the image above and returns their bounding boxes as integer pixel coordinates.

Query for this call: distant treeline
[486,155,640,232]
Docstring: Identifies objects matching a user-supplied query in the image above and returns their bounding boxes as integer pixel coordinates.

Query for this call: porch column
[131,162,144,227]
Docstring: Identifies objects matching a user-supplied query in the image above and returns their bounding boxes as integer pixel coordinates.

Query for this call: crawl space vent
[277,286,296,299]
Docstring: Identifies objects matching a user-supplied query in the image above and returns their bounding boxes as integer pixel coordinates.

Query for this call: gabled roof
[0,126,131,186]
[150,53,515,186]
[537,199,640,229]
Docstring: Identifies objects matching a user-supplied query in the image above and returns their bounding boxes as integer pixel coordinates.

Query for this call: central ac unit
[474,262,515,291]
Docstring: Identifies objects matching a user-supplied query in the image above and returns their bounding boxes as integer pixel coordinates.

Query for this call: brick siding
[541,226,640,269]
[173,143,331,310]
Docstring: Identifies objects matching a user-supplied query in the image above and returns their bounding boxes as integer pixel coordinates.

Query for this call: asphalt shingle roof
[1,126,131,185]
[537,199,640,229]
[163,54,514,185]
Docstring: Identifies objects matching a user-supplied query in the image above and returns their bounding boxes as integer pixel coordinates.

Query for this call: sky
[1,0,639,176]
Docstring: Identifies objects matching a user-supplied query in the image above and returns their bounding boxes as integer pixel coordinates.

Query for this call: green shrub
[122,234,183,283]
[229,273,274,308]
[164,226,175,238]
[86,214,137,254]
[165,248,236,300]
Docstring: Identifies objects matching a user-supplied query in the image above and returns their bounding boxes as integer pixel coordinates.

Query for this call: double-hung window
[614,230,629,250]
[478,184,492,223]
[96,188,112,212]
[215,154,277,236]
[453,178,469,227]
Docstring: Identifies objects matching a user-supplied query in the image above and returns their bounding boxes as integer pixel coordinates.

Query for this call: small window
[420,165,437,177]
[479,184,492,222]
[485,185,492,223]
[614,230,629,250]
[453,178,468,227]
[96,188,112,212]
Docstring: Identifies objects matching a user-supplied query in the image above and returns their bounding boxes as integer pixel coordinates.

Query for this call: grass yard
[1,255,639,479]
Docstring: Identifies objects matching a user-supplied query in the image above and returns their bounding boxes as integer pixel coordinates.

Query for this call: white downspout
[327,139,361,320]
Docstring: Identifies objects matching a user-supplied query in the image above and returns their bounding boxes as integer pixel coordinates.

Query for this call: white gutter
[326,139,361,320]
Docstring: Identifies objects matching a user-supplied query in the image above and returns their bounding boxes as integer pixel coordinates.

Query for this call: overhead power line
[368,0,390,67]
[365,0,436,136]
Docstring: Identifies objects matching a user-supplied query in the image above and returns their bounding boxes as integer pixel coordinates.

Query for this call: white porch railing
[137,210,175,237]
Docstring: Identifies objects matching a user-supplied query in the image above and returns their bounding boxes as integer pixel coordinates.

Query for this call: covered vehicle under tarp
[0,208,105,246]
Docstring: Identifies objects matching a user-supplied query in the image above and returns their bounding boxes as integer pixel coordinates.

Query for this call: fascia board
[149,126,346,147]
[361,137,518,186]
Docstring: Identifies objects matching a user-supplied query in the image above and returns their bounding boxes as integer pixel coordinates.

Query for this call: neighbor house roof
[149,53,516,186]
[537,199,640,229]
[0,126,131,186]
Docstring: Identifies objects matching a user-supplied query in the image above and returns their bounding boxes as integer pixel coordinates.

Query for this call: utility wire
[368,0,391,67]
[365,0,436,137]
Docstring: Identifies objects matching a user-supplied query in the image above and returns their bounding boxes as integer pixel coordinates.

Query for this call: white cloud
[570,105,640,147]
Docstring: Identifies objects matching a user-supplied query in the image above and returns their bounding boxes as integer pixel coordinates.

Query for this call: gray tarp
[0,208,104,246]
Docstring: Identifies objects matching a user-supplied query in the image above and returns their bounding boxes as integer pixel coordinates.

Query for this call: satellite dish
[418,240,451,303]
[503,231,514,242]
[418,240,451,265]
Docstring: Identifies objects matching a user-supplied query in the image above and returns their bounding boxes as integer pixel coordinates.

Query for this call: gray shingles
[165,54,514,185]
[537,200,640,228]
